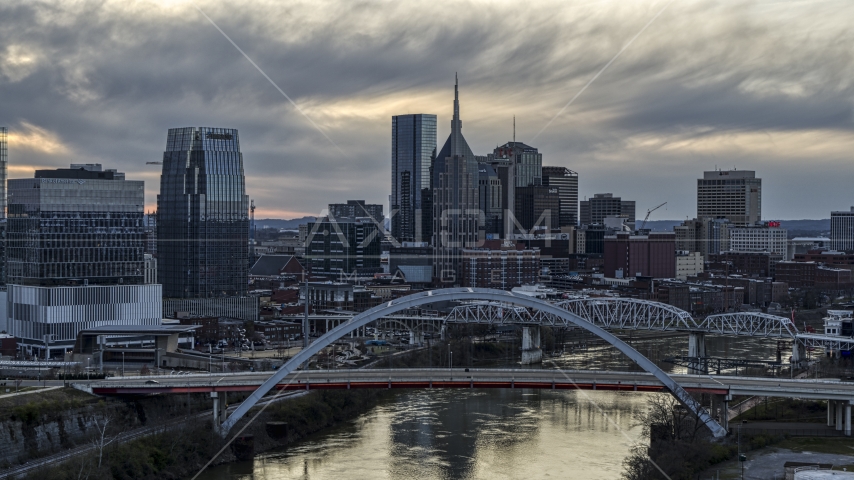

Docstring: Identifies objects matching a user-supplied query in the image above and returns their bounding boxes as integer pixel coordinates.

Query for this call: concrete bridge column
[408,330,424,346]
[687,332,706,375]
[846,403,852,437]
[792,341,805,368]
[212,392,227,426]
[521,326,542,365]
[827,400,836,427]
[837,401,844,431]
[721,395,730,433]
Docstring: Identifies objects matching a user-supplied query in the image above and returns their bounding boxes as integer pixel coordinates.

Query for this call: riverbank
[19,389,392,480]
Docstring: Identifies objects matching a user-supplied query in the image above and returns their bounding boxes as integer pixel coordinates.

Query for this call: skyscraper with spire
[432,75,482,284]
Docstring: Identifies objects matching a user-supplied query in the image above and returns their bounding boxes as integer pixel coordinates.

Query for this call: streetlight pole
[122,351,125,377]
[87,358,90,381]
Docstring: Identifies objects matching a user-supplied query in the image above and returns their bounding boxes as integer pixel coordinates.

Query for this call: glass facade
[157,127,249,298]
[0,127,6,219]
[542,166,579,227]
[391,114,436,243]
[6,165,145,286]
[492,142,542,188]
[7,284,162,351]
[305,217,382,278]
[433,79,482,284]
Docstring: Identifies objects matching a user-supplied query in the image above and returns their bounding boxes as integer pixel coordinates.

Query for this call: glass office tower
[0,127,6,219]
[391,114,436,243]
[6,164,145,286]
[157,127,249,298]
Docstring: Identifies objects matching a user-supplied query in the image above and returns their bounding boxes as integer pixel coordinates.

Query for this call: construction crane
[640,202,667,230]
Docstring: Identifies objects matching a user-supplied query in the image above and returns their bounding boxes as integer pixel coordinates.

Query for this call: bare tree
[91,413,117,468]
[622,395,714,480]
[632,394,705,444]
[74,448,92,480]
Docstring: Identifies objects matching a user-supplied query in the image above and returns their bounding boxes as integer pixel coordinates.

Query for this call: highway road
[81,368,854,401]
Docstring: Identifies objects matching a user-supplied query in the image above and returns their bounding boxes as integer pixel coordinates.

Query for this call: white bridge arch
[220,288,727,437]
[443,297,797,339]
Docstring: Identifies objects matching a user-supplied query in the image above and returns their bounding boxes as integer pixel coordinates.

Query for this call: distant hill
[255,217,316,230]
[254,217,832,237]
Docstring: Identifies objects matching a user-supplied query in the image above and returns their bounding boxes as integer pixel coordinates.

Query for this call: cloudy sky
[1,0,851,220]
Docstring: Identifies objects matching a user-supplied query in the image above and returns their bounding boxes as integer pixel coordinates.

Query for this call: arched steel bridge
[291,297,802,339]
[439,298,800,338]
[220,288,728,438]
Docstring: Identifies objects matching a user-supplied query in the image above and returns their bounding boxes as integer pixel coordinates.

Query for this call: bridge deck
[84,368,854,401]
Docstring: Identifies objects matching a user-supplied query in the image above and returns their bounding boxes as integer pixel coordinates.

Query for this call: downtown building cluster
[0,127,253,358]
[2,78,854,357]
[300,79,854,316]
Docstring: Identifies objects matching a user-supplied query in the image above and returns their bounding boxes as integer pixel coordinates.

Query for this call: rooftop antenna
[513,115,516,145]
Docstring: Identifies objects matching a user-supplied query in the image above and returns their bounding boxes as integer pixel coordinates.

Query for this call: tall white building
[676,251,704,281]
[830,207,854,251]
[697,170,761,226]
[729,224,787,256]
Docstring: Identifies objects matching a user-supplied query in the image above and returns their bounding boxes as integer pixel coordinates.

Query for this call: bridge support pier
[791,342,805,369]
[846,402,852,437]
[212,392,227,427]
[521,326,542,365]
[712,394,729,433]
[836,401,844,432]
[687,333,706,374]
[409,330,424,346]
[829,400,836,427]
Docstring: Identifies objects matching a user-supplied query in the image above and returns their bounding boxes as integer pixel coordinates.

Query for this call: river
[199,388,649,480]
[197,334,786,479]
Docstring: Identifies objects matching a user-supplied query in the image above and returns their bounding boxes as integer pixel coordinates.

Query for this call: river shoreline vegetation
[20,389,389,480]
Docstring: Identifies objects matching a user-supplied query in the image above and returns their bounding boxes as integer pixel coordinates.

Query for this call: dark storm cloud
[0,0,851,219]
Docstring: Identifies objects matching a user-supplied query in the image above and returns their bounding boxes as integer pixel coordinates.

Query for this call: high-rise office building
[478,163,503,237]
[391,114,437,243]
[433,76,481,284]
[157,127,249,299]
[0,127,7,285]
[328,200,383,222]
[492,142,542,187]
[489,141,543,235]
[580,193,636,226]
[7,164,145,286]
[697,170,761,226]
[0,127,7,218]
[5,164,160,357]
[831,208,854,251]
[674,217,731,257]
[542,166,579,227]
[515,185,560,231]
[305,217,382,278]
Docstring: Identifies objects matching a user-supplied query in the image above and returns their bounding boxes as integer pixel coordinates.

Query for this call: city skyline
[1,0,853,219]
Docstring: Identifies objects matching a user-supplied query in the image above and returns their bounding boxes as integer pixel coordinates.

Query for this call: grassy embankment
[24,389,390,480]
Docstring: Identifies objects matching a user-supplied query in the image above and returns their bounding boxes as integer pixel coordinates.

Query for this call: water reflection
[198,389,650,480]
[198,335,784,479]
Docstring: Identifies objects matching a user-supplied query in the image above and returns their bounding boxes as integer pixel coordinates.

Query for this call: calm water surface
[198,335,783,480]
[199,388,651,480]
